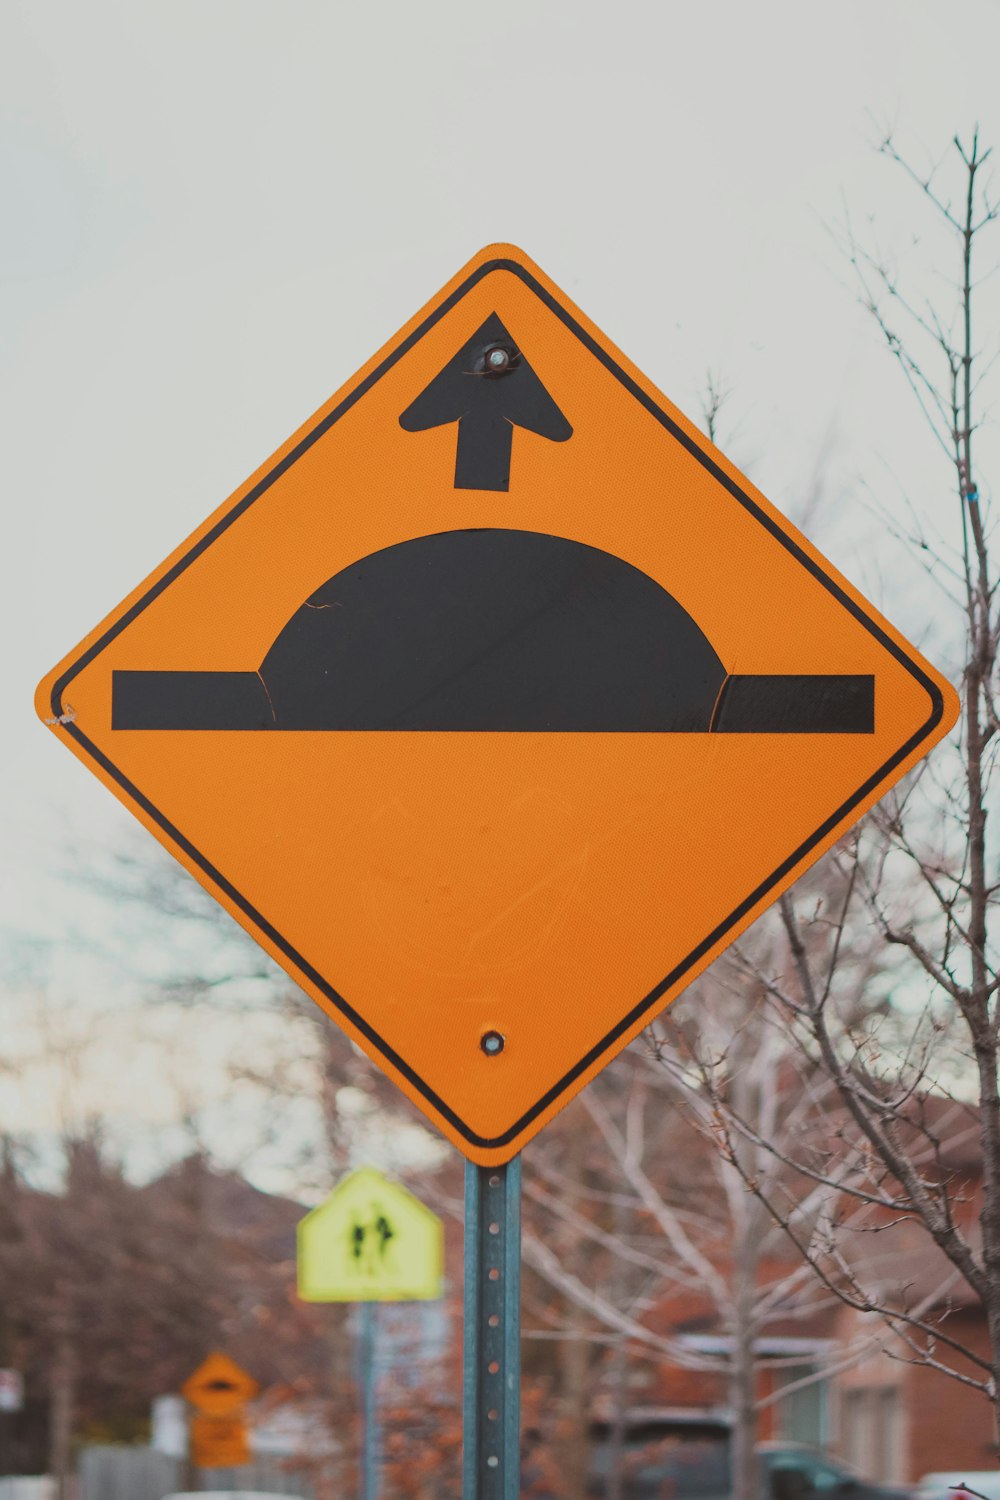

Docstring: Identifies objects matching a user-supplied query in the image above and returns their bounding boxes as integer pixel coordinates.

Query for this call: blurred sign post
[38,244,960,1500]
[0,1371,22,1478]
[0,1374,23,1415]
[297,1169,444,1500]
[181,1353,259,1481]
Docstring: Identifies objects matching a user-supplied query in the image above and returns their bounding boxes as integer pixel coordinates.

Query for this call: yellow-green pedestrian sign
[297,1168,444,1302]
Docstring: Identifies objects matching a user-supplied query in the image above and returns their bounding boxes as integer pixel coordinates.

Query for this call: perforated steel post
[358,1301,378,1500]
[463,1157,522,1500]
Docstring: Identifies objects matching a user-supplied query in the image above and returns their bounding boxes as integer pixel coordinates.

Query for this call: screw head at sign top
[482,343,518,376]
[480,1030,505,1056]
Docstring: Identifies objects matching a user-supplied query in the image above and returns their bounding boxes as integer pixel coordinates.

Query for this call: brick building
[597,1099,993,1485]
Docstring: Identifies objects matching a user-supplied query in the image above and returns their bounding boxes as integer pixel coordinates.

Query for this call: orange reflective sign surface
[181,1352,259,1415]
[190,1413,251,1469]
[37,244,958,1164]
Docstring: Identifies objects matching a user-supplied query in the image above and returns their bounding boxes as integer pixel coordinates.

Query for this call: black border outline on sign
[50,257,946,1151]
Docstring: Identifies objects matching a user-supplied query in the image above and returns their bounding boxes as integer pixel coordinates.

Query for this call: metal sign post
[357,1302,379,1500]
[296,1172,443,1500]
[463,1157,521,1500]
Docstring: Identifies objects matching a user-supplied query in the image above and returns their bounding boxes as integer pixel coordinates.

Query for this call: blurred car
[916,1476,1000,1500]
[164,1493,296,1500]
[589,1436,912,1500]
[759,1444,910,1500]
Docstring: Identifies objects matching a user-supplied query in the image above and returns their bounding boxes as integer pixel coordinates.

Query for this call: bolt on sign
[36,244,959,1165]
[182,1352,259,1417]
[297,1168,444,1303]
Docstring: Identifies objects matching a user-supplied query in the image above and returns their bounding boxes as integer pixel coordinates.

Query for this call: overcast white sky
[4,0,1000,1184]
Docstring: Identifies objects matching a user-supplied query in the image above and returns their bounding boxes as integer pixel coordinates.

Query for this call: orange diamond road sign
[182,1352,259,1416]
[36,244,958,1165]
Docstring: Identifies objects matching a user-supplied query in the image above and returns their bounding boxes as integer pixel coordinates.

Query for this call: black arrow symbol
[399,313,572,491]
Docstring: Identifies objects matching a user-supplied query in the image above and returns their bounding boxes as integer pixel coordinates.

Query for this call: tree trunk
[729,1060,761,1500]
[560,1311,592,1500]
[607,1188,630,1500]
[730,1264,759,1500]
[49,1290,77,1500]
[558,1124,592,1500]
[606,1330,629,1500]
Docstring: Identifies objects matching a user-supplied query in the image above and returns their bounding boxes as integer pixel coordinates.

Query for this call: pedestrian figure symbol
[348,1205,397,1276]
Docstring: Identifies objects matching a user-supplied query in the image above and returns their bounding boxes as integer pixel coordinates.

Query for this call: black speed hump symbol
[111,529,873,735]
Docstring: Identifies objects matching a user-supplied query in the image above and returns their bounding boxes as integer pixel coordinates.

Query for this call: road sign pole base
[463,1156,521,1500]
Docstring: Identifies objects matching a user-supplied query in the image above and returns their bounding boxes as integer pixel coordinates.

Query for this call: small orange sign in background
[37,244,958,1164]
[190,1413,251,1469]
[182,1352,259,1417]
